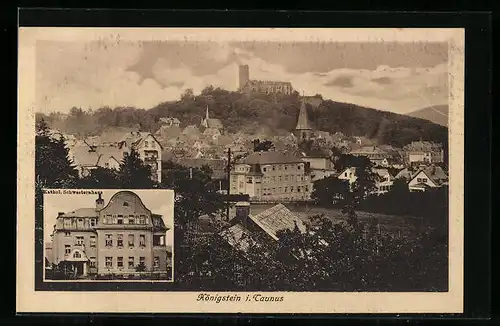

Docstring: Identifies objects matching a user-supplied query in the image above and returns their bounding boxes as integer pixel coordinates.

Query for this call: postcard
[17,27,464,313]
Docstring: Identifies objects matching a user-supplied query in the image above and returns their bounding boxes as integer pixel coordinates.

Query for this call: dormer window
[73,252,81,259]
[123,202,129,207]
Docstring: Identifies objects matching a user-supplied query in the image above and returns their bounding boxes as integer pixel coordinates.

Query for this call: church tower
[201,105,209,128]
[294,99,313,142]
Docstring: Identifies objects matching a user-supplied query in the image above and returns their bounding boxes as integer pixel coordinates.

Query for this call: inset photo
[43,189,174,282]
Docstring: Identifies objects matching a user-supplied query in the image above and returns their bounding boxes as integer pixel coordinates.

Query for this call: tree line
[36,86,448,148]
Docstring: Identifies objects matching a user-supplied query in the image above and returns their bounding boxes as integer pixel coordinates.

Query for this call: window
[129,216,135,224]
[278,176,282,182]
[104,162,109,168]
[90,236,96,247]
[284,187,288,192]
[297,165,301,170]
[106,215,112,224]
[278,187,282,193]
[105,234,112,247]
[75,236,84,246]
[139,235,146,247]
[128,257,134,268]
[145,140,149,148]
[73,251,81,259]
[64,232,70,237]
[285,165,288,170]
[345,172,348,177]
[417,178,422,183]
[65,245,71,254]
[89,257,96,268]
[272,166,275,171]
[123,202,129,207]
[64,219,71,228]
[139,257,145,266]
[117,234,123,247]
[238,181,244,188]
[139,215,146,224]
[117,257,123,268]
[153,256,160,268]
[246,177,253,184]
[128,234,134,247]
[297,187,301,192]
[422,178,428,183]
[290,186,294,192]
[90,219,96,227]
[305,186,309,192]
[105,257,112,268]
[117,215,123,224]
[263,167,267,172]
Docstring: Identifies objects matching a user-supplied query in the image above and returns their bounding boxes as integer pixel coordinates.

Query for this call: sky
[43,189,174,246]
[35,39,448,115]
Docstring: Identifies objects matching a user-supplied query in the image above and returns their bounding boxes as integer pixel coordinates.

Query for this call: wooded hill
[36,86,448,148]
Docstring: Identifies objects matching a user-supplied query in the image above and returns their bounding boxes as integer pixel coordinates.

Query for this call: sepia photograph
[43,189,174,282]
[18,26,464,314]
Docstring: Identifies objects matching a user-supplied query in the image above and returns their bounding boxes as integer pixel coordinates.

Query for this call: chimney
[235,201,250,226]
[96,192,104,211]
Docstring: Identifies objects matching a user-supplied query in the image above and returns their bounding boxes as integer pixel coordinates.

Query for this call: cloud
[324,75,355,88]
[36,40,448,115]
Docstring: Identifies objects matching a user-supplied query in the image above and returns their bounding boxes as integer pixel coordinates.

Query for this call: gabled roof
[206,118,223,130]
[410,166,448,186]
[249,204,306,241]
[182,125,201,135]
[220,223,254,252]
[157,125,182,139]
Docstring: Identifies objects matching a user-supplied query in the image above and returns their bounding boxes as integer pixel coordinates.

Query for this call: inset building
[47,191,171,279]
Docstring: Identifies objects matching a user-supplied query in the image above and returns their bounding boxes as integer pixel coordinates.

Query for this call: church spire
[295,99,311,131]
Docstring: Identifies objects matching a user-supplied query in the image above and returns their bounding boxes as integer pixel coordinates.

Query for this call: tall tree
[311,176,350,207]
[253,139,274,152]
[79,167,121,188]
[118,148,155,188]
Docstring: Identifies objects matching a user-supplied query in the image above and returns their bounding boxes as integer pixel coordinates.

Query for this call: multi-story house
[230,151,313,202]
[70,131,163,183]
[407,165,448,192]
[117,132,163,183]
[403,141,444,165]
[349,146,396,166]
[47,191,170,278]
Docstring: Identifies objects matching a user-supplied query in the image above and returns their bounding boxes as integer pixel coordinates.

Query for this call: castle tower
[239,65,250,90]
[294,99,313,142]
